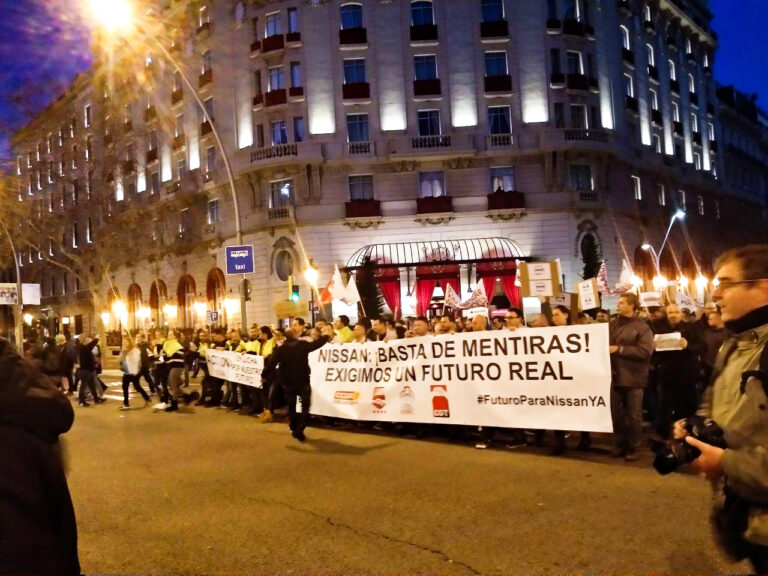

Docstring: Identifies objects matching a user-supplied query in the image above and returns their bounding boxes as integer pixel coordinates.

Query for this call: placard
[654,332,683,352]
[206,349,264,388]
[577,278,600,311]
[519,262,560,298]
[640,292,664,308]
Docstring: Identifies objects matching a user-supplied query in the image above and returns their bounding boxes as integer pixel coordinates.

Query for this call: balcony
[622,48,635,67]
[488,190,524,210]
[550,72,565,89]
[703,65,712,77]
[122,159,135,174]
[484,74,512,94]
[566,73,590,92]
[666,36,678,51]
[289,86,305,100]
[564,129,608,142]
[706,103,715,116]
[342,82,371,100]
[268,205,295,223]
[673,121,683,136]
[146,148,158,164]
[709,140,717,152]
[250,40,261,55]
[486,133,514,148]
[647,65,659,82]
[200,120,212,136]
[339,27,367,46]
[546,19,562,34]
[670,79,680,94]
[198,68,213,88]
[562,19,585,36]
[693,132,702,145]
[252,93,264,108]
[686,53,697,66]
[346,141,372,155]
[144,106,157,122]
[651,109,663,126]
[625,95,639,113]
[251,143,298,163]
[262,34,285,53]
[411,135,451,149]
[413,78,441,97]
[173,134,186,150]
[417,195,452,214]
[202,223,219,241]
[644,21,656,35]
[265,89,287,107]
[123,120,133,134]
[617,0,632,16]
[410,24,438,43]
[589,77,599,93]
[171,89,183,105]
[197,21,211,36]
[480,20,508,39]
[576,188,599,202]
[345,199,381,218]
[689,92,699,106]
[286,32,302,45]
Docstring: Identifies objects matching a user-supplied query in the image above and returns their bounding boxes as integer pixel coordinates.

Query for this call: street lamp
[304,260,319,326]
[85,0,249,328]
[658,210,686,260]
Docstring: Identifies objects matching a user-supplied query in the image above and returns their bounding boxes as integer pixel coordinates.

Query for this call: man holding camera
[678,245,768,572]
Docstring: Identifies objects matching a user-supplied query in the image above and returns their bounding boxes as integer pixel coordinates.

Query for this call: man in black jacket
[261,325,333,441]
[0,338,80,575]
[78,336,104,407]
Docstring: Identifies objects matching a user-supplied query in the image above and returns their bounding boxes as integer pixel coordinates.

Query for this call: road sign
[208,311,219,323]
[225,245,255,275]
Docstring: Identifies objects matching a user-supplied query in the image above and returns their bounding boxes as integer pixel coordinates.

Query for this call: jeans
[167,367,184,401]
[611,387,644,452]
[139,368,155,393]
[122,374,150,405]
[78,369,99,404]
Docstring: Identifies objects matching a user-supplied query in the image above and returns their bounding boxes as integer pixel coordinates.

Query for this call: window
[688,73,696,94]
[668,59,676,80]
[58,129,63,146]
[235,1,245,25]
[179,209,190,237]
[419,171,445,198]
[150,171,160,195]
[290,61,302,87]
[646,44,655,66]
[686,37,692,54]
[569,165,593,190]
[206,146,216,173]
[554,103,565,128]
[678,189,686,210]
[672,101,680,122]
[48,162,53,183]
[175,114,185,137]
[649,88,658,111]
[36,143,41,161]
[347,113,369,142]
[270,179,294,207]
[563,0,580,20]
[288,7,299,33]
[656,183,666,206]
[484,52,508,76]
[566,50,583,75]
[203,97,214,122]
[70,117,76,137]
[631,175,642,200]
[269,66,284,90]
[266,12,282,36]
[293,116,305,142]
[547,0,557,19]
[46,136,52,154]
[694,152,702,170]
[644,4,652,21]
[623,73,634,98]
[570,104,588,129]
[707,122,715,142]
[177,159,186,180]
[87,217,93,243]
[619,25,630,50]
[411,1,434,26]
[414,55,437,80]
[207,199,220,224]
[417,110,441,135]
[343,59,366,84]
[271,120,288,145]
[697,195,704,215]
[690,112,698,133]
[71,146,78,170]
[253,71,262,95]
[85,136,92,161]
[715,200,720,220]
[488,106,511,134]
[482,0,504,22]
[199,5,209,26]
[349,175,374,200]
[72,222,79,248]
[340,4,363,29]
[173,70,182,92]
[490,167,515,193]
[652,134,662,153]
[202,50,212,73]
[84,104,91,128]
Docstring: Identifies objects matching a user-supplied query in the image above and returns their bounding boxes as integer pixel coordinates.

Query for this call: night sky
[0,0,766,163]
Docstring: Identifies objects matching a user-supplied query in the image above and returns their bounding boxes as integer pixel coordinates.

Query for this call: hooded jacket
[0,338,80,575]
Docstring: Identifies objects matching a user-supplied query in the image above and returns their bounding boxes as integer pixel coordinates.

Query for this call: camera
[653,415,727,475]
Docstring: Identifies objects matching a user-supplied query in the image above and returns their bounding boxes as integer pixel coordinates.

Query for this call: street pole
[0,220,24,354]
[309,287,316,326]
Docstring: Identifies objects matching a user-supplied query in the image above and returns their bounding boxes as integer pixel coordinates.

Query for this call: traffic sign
[225,245,255,275]
[208,311,219,323]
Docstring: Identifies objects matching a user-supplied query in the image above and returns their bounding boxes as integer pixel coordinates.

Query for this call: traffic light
[291,284,300,303]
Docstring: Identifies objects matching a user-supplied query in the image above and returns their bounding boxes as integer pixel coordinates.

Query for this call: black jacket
[262,336,329,391]
[651,319,705,388]
[0,338,80,575]
[77,338,99,371]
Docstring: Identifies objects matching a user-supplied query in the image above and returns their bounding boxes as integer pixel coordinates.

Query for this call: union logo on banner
[431,385,450,418]
[399,385,415,414]
[372,387,386,412]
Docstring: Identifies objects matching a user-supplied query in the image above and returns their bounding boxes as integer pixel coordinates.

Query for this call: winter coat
[262,336,329,391]
[0,338,80,575]
[651,319,705,389]
[77,338,98,371]
[608,315,654,388]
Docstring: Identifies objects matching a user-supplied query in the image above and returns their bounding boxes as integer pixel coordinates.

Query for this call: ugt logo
[431,385,450,418]
[372,387,386,412]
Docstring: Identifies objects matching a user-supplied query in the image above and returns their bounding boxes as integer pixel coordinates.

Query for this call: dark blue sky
[0,0,766,162]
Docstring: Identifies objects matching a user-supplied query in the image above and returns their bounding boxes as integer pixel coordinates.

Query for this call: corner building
[8,0,768,332]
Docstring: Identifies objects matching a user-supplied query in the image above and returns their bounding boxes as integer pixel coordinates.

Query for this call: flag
[443,283,463,309]
[328,265,347,302]
[343,273,361,305]
[596,261,611,295]
[462,282,488,309]
[614,259,633,294]
[319,280,334,306]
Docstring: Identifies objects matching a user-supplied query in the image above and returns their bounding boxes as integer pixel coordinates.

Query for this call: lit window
[419,171,445,198]
[631,175,642,200]
[569,165,593,190]
[619,25,630,50]
[84,104,91,128]
[207,199,220,224]
[270,179,294,207]
[657,183,666,206]
[490,167,515,193]
[340,4,363,29]
[349,175,374,200]
[697,195,704,215]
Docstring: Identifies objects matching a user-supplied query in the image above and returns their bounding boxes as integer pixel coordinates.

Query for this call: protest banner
[309,324,613,432]
[205,349,264,388]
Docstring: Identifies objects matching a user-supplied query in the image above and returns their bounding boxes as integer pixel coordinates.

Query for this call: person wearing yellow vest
[258,326,279,422]
[333,315,355,343]
[194,332,211,406]
[162,330,199,412]
[238,325,263,415]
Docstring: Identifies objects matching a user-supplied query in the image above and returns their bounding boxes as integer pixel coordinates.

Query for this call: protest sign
[640,292,663,307]
[309,324,613,432]
[576,278,600,311]
[0,283,41,305]
[205,349,264,388]
[519,262,560,298]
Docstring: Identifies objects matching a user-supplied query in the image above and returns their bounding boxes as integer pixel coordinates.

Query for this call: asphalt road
[62,375,750,575]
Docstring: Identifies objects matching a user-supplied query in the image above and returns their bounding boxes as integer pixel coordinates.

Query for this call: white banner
[309,324,613,432]
[205,349,264,388]
[0,283,41,305]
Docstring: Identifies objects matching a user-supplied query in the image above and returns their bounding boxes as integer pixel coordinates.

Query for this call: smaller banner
[0,283,41,305]
[206,349,264,388]
[640,292,663,308]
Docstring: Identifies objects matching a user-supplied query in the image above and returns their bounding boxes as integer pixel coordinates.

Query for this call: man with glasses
[504,308,525,331]
[676,244,768,573]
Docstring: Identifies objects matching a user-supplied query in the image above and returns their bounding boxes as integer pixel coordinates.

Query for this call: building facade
[5,0,767,334]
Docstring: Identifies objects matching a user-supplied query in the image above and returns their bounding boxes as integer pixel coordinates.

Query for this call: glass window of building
[151,171,160,194]
[488,106,511,134]
[631,175,642,200]
[175,114,184,137]
[672,101,680,122]
[411,1,434,26]
[623,73,634,97]
[343,59,366,83]
[417,110,441,136]
[694,152,702,171]
[288,8,299,33]
[414,55,437,80]
[266,12,282,36]
[570,104,588,129]
[688,73,696,93]
[177,159,186,180]
[173,70,182,92]
[481,0,504,22]
[566,51,583,75]
[484,52,508,76]
[199,5,210,26]
[179,208,190,237]
[697,195,704,215]
[349,175,374,200]
[644,4,652,21]
[207,199,220,224]
[649,88,658,110]
[271,120,288,145]
[340,4,363,29]
[657,183,666,205]
[569,164,593,190]
[668,59,676,80]
[290,62,302,87]
[347,114,369,142]
[652,133,662,153]
[690,112,698,133]
[293,116,305,142]
[206,146,216,173]
[202,50,212,73]
[254,71,262,94]
[203,97,214,121]
[646,44,655,66]
[87,217,93,244]
[678,189,686,210]
[490,167,515,193]
[84,104,91,128]
[270,179,294,207]
[269,66,284,90]
[707,122,715,141]
[619,25,630,50]
[563,0,580,21]
[419,171,445,198]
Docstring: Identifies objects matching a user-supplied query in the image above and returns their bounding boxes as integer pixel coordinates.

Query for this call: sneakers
[475,440,489,449]
[165,401,179,412]
[259,409,273,423]
[121,404,130,410]
[291,429,306,442]
[78,401,90,407]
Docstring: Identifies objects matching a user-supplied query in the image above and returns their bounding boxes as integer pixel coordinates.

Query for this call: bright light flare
[193,301,207,318]
[652,275,668,291]
[224,298,239,315]
[695,275,708,292]
[87,0,134,34]
[163,304,177,319]
[23,313,34,325]
[678,276,689,289]
[630,274,643,288]
[304,264,319,288]
[100,312,111,327]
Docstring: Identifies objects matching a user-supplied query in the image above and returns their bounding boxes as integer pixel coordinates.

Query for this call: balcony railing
[706,103,715,116]
[411,135,451,149]
[484,74,512,93]
[673,121,683,136]
[644,21,656,35]
[670,79,680,94]
[252,93,264,107]
[144,106,157,122]
[480,20,508,39]
[417,195,453,214]
[203,223,218,239]
[265,89,287,107]
[173,134,186,150]
[123,120,133,134]
[345,199,381,218]
[198,68,213,88]
[250,40,261,55]
[550,72,565,88]
[410,24,438,42]
[122,159,135,174]
[197,21,211,36]
[413,78,441,96]
[342,82,371,100]
[200,120,212,136]
[625,95,639,113]
[487,133,513,147]
[651,109,663,126]
[340,27,367,45]
[709,140,717,152]
[566,74,590,92]
[617,0,632,15]
[286,32,302,44]
[251,143,298,162]
[689,92,699,106]
[647,65,659,82]
[546,19,562,33]
[346,141,371,155]
[488,190,524,210]
[693,132,702,145]
[289,86,305,99]
[576,188,598,202]
[268,205,295,222]
[104,134,113,146]
[564,129,608,142]
[562,19,585,36]
[171,89,183,105]
[622,48,635,66]
[262,34,285,53]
